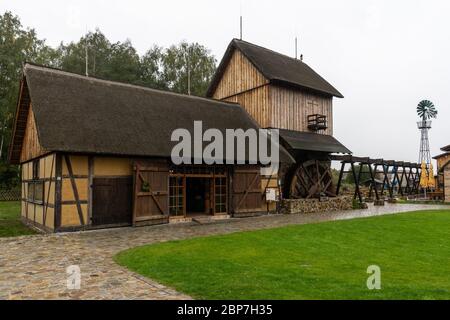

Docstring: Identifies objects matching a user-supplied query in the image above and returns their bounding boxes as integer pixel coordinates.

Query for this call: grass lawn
[115,210,450,300]
[0,201,36,237]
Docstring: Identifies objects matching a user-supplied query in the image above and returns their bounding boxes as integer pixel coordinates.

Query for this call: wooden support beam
[64,155,85,225]
[368,163,379,201]
[335,162,345,196]
[351,162,363,203]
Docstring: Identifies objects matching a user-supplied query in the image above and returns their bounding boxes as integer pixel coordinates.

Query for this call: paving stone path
[0,203,448,300]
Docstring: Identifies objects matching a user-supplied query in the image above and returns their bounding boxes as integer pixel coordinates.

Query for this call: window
[215,177,227,214]
[34,182,43,202]
[32,160,39,180]
[27,160,43,204]
[169,177,184,216]
[27,181,43,203]
[27,182,35,201]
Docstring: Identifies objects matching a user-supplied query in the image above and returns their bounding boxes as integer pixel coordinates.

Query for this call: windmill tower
[417,100,437,170]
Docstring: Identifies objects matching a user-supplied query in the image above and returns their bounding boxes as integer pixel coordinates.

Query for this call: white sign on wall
[265,188,277,202]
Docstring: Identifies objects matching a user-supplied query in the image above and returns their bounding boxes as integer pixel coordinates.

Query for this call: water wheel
[288,160,335,199]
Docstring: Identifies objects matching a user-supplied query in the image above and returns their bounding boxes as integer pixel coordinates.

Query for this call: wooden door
[232,166,263,215]
[92,177,133,226]
[133,161,169,225]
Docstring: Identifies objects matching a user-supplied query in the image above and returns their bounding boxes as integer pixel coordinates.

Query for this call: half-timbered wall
[21,153,56,230]
[60,155,89,227]
[59,156,134,228]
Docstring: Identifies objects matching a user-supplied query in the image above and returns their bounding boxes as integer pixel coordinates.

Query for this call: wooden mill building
[434,145,450,202]
[207,39,350,199]
[9,39,350,233]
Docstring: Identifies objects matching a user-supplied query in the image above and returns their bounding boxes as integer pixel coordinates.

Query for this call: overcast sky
[2,0,449,166]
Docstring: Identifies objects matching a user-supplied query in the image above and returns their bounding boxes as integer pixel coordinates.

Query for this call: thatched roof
[12,64,288,163]
[207,39,343,98]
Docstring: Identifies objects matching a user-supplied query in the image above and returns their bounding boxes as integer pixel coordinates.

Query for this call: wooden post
[368,163,379,201]
[398,165,405,196]
[382,164,393,199]
[353,164,363,200]
[351,162,363,203]
[336,162,345,196]
[54,153,62,230]
[368,164,377,199]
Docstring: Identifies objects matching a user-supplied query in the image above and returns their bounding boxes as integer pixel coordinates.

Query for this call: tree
[58,29,113,78]
[138,45,167,90]
[162,41,217,96]
[344,165,372,185]
[416,100,437,120]
[0,11,57,160]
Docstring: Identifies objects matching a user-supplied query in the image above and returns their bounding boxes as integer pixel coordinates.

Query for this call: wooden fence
[0,189,21,201]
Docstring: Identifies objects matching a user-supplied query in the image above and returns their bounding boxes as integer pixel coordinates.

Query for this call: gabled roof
[433,152,450,160]
[278,129,351,154]
[207,39,344,98]
[9,64,271,163]
[441,145,450,152]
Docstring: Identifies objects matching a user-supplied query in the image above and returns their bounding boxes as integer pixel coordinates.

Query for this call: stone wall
[280,196,353,214]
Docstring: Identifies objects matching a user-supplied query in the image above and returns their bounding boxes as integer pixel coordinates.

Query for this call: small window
[27,181,44,203]
[27,183,35,201]
[215,177,227,214]
[34,182,43,202]
[32,160,40,180]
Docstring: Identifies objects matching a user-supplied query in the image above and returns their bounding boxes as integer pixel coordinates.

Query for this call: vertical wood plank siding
[212,50,269,100]
[212,49,333,135]
[269,85,333,135]
[20,104,48,162]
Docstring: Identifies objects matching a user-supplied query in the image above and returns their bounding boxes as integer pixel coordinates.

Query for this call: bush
[0,160,20,189]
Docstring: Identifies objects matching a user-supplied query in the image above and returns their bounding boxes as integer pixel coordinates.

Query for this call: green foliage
[0,201,36,237]
[344,164,372,185]
[116,210,450,299]
[0,159,19,189]
[417,100,437,120]
[162,41,217,96]
[0,11,57,161]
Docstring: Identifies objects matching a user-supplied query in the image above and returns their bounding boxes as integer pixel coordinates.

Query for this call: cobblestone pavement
[0,203,448,300]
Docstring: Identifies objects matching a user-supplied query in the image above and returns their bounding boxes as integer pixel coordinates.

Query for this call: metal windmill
[417,100,437,169]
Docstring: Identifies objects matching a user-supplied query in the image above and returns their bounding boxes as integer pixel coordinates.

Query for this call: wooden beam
[335,162,345,196]
[64,155,85,225]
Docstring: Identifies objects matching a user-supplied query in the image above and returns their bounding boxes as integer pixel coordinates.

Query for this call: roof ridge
[232,38,309,66]
[24,63,241,108]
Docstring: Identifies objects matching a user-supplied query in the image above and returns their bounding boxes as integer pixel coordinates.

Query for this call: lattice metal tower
[417,120,432,167]
[416,100,437,169]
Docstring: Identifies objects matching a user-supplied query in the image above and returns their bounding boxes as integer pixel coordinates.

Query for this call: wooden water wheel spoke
[288,160,334,199]
[306,167,329,198]
[296,172,309,190]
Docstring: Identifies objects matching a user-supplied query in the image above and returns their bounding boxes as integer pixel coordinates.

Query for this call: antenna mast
[295,37,298,59]
[85,29,89,77]
[185,49,191,95]
[239,1,243,40]
[240,16,243,40]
